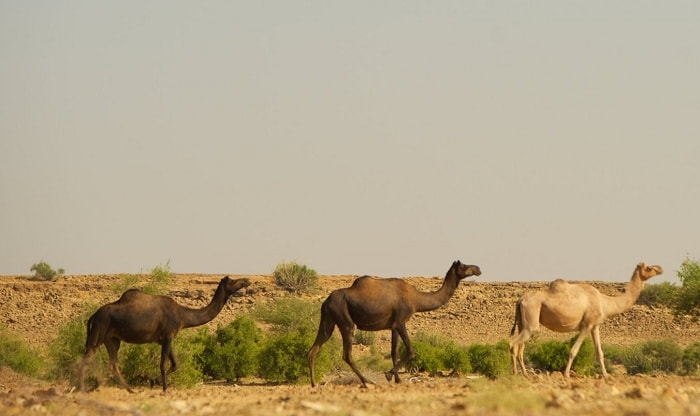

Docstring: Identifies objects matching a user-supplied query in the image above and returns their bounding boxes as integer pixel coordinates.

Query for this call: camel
[78,276,251,392]
[509,262,663,378]
[307,260,482,388]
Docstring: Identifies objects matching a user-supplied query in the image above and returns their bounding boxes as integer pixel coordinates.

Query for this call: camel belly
[540,308,583,332]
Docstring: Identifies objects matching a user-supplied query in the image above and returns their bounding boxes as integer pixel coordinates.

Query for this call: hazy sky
[1,1,698,283]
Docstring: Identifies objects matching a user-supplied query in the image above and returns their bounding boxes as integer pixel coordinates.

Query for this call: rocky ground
[1,272,700,415]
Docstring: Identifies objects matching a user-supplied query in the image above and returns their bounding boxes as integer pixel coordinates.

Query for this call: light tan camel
[307,260,482,387]
[509,262,663,378]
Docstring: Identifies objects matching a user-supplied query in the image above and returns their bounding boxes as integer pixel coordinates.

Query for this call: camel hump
[548,279,568,292]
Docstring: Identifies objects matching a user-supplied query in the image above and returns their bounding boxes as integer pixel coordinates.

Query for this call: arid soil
[1,272,700,415]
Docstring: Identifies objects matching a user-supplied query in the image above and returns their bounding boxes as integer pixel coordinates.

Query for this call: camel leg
[564,329,590,378]
[159,338,176,392]
[307,312,336,387]
[509,329,532,377]
[104,338,133,393]
[591,326,608,378]
[385,329,400,382]
[338,326,371,388]
[78,347,97,392]
[386,325,412,384]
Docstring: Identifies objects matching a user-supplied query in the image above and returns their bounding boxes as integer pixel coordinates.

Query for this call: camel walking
[78,276,250,392]
[307,260,481,388]
[509,262,663,378]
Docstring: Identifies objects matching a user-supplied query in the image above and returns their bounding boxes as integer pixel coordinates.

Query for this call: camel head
[452,260,482,281]
[222,276,251,295]
[636,262,663,282]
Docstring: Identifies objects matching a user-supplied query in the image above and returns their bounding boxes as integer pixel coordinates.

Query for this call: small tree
[272,261,319,293]
[30,261,64,282]
[675,256,700,317]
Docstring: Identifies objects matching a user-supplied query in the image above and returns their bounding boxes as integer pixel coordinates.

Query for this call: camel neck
[182,280,230,328]
[415,268,459,312]
[600,269,645,318]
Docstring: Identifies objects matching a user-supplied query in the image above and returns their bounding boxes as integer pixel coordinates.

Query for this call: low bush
[272,262,319,293]
[255,297,340,384]
[621,339,683,375]
[195,316,263,382]
[638,282,679,308]
[468,341,511,378]
[676,256,700,317]
[111,262,174,296]
[527,337,598,376]
[0,326,44,377]
[354,330,377,346]
[682,342,700,375]
[118,332,204,389]
[30,261,64,282]
[402,332,471,375]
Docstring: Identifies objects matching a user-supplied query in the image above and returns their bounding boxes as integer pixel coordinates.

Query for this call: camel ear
[637,262,645,269]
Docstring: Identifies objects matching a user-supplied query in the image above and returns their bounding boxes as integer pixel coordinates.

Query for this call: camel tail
[84,308,109,352]
[511,299,522,337]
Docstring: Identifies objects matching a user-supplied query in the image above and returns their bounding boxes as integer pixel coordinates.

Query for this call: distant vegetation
[272,261,319,293]
[110,260,174,296]
[639,255,700,319]
[29,261,64,282]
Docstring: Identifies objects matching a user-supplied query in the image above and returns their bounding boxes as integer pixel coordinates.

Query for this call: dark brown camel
[78,276,250,392]
[307,260,481,388]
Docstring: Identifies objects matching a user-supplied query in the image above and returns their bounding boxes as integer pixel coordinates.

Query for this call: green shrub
[527,337,598,376]
[682,342,700,375]
[253,298,320,331]
[118,331,204,389]
[0,327,44,377]
[48,305,109,387]
[676,256,700,317]
[195,316,263,382]
[357,345,390,373]
[354,330,377,346]
[111,262,174,296]
[30,261,64,282]
[258,329,315,384]
[468,341,511,378]
[402,332,471,375]
[255,297,340,384]
[272,262,319,293]
[404,333,444,374]
[638,282,679,308]
[621,340,683,375]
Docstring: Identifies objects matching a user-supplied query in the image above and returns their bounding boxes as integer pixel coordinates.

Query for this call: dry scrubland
[1,273,700,415]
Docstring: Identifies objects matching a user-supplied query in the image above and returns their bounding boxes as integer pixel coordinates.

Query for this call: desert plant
[30,261,64,282]
[526,337,598,376]
[354,330,377,347]
[638,281,679,308]
[110,261,173,296]
[621,339,683,375]
[118,332,204,388]
[254,297,340,383]
[675,256,700,317]
[0,326,44,377]
[195,316,263,382]
[468,341,511,378]
[48,305,109,387]
[402,332,471,375]
[272,261,319,293]
[682,342,700,376]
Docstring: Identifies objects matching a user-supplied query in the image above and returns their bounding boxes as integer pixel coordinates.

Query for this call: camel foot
[384,371,393,382]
